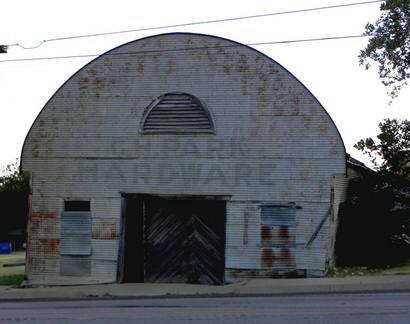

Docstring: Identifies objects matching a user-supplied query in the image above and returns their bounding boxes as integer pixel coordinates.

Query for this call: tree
[0,159,29,193]
[359,0,410,99]
[355,118,410,177]
[338,118,410,267]
[335,174,410,267]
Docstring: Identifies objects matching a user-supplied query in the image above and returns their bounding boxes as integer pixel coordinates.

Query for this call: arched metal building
[21,33,347,285]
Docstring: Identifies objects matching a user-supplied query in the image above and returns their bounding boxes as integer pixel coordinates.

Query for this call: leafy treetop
[355,118,410,177]
[359,0,410,100]
[0,159,30,193]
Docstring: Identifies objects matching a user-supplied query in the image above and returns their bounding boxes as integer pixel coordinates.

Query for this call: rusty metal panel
[260,205,296,270]
[261,225,296,247]
[60,212,91,256]
[261,247,296,269]
[92,218,119,240]
[225,201,332,277]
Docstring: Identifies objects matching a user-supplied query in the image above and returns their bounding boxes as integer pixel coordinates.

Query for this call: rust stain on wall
[137,63,144,74]
[167,59,176,73]
[237,55,250,73]
[223,64,233,74]
[279,225,290,239]
[30,211,57,219]
[261,226,272,246]
[28,212,57,242]
[29,238,60,255]
[261,248,275,267]
[38,239,60,254]
[280,248,295,268]
[92,222,118,240]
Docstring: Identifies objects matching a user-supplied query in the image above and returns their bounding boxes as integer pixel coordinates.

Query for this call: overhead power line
[0,34,370,63]
[5,0,382,50]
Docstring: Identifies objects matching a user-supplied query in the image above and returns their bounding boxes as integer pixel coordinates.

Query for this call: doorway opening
[120,195,226,285]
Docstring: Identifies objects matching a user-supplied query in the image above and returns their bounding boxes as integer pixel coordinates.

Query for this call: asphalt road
[0,292,409,323]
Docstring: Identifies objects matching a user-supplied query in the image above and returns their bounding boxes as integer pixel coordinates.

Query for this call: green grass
[328,263,410,278]
[0,274,24,286]
[0,251,25,276]
[0,252,25,286]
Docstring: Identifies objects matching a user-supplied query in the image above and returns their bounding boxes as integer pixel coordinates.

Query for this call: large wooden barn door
[122,196,226,285]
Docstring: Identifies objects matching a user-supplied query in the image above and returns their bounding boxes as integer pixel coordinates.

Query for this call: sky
[1,0,409,172]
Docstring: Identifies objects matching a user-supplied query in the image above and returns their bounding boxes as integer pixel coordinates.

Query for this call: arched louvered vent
[141,93,215,134]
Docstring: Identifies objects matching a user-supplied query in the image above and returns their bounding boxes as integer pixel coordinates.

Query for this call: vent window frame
[140,92,216,134]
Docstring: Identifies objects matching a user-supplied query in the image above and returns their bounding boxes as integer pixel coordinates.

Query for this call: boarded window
[60,211,92,276]
[140,92,215,134]
[60,212,91,255]
[260,204,297,269]
[261,206,296,226]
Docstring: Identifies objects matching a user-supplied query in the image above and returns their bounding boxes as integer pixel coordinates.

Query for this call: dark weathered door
[143,198,225,285]
[122,197,226,285]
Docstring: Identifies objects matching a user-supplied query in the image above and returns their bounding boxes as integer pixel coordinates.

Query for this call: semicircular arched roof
[21,32,346,170]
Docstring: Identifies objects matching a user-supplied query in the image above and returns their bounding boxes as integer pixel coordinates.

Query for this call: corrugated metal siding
[25,196,121,285]
[225,201,332,278]
[22,33,346,285]
[328,175,349,267]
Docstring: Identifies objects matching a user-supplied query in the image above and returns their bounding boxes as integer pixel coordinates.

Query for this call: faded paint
[92,222,119,240]
[21,33,347,286]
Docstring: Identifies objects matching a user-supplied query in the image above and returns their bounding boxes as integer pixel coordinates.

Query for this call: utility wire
[5,0,382,50]
[0,34,370,63]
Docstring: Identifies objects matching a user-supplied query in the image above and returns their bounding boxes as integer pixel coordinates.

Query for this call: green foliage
[355,118,410,177]
[328,266,387,277]
[335,174,410,267]
[0,159,30,193]
[359,0,410,99]
[0,274,24,286]
[327,263,410,277]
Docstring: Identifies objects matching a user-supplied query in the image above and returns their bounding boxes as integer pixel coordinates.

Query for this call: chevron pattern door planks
[143,199,225,285]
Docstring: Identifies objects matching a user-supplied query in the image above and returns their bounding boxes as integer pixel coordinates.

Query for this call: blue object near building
[0,242,12,254]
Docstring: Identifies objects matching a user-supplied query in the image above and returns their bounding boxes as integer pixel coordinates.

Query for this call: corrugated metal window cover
[141,92,215,134]
[260,204,297,270]
[261,206,296,226]
[60,212,91,256]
